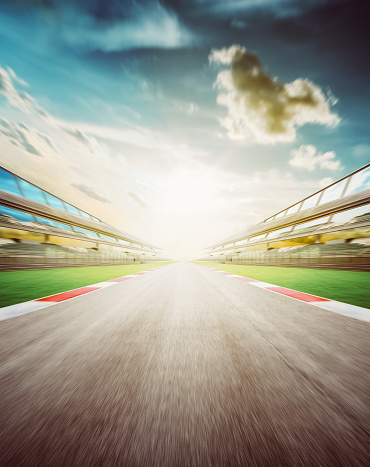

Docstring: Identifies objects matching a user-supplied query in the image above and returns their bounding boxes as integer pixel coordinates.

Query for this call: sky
[0,0,369,259]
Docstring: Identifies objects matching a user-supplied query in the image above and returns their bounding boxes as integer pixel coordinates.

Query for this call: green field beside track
[0,262,173,308]
[195,262,370,309]
[1,261,368,310]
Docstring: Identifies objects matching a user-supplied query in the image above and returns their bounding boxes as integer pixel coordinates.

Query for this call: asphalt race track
[1,262,369,466]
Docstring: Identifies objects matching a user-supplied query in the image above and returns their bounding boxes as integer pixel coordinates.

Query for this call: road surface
[1,262,369,466]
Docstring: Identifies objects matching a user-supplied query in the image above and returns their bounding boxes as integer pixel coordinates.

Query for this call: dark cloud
[8,0,53,7]
[165,0,370,76]
[71,183,110,203]
[8,0,150,19]
[3,0,368,71]
[77,0,134,23]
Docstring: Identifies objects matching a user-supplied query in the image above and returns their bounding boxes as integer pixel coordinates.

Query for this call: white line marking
[0,301,54,321]
[312,301,370,323]
[89,282,115,288]
[245,281,276,288]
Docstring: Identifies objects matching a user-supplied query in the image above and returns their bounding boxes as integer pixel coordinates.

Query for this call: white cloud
[61,2,193,52]
[0,67,205,168]
[319,177,334,188]
[128,191,151,210]
[0,66,48,118]
[0,118,57,158]
[0,66,216,258]
[0,63,340,260]
[66,128,108,159]
[209,45,340,143]
[7,67,29,87]
[71,122,169,151]
[0,69,111,161]
[71,183,111,204]
[289,145,343,172]
[187,102,199,115]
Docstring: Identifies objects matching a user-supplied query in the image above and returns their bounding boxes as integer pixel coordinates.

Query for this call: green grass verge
[0,262,173,308]
[194,262,370,309]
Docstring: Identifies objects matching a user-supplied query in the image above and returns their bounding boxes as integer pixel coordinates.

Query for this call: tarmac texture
[0,262,369,466]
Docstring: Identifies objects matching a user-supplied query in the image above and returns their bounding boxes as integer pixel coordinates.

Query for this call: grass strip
[0,262,173,308]
[195,262,370,309]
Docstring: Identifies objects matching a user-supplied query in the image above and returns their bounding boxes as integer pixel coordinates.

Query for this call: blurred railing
[0,242,156,270]
[220,242,370,271]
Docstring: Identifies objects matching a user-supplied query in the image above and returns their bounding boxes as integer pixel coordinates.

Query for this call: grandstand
[0,166,163,269]
[204,164,370,270]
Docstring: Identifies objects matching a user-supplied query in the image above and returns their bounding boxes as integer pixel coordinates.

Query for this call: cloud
[71,183,110,203]
[67,122,169,152]
[319,177,334,188]
[128,191,150,209]
[66,128,107,159]
[0,65,204,171]
[67,128,93,149]
[0,118,57,157]
[209,45,340,143]
[6,0,193,52]
[64,2,193,52]
[289,145,343,172]
[0,66,48,118]
[0,68,112,162]
[7,67,29,87]
[187,102,199,115]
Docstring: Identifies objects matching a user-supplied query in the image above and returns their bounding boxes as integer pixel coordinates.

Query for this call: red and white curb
[201,266,370,324]
[0,267,166,322]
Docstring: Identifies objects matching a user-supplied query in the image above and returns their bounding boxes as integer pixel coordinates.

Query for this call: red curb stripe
[265,286,329,302]
[219,272,235,275]
[107,277,132,282]
[131,272,147,275]
[37,287,100,302]
[235,277,259,282]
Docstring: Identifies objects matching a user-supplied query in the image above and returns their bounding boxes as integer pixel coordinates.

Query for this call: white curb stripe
[89,282,116,288]
[0,302,54,321]
[312,301,370,323]
[247,281,276,288]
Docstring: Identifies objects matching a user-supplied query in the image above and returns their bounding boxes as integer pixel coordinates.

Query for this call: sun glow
[146,169,228,260]
[160,170,219,216]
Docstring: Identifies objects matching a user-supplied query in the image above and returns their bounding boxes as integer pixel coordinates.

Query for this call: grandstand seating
[205,164,370,270]
[0,165,162,269]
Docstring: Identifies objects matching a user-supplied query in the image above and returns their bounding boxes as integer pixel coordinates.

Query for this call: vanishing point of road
[1,262,369,466]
